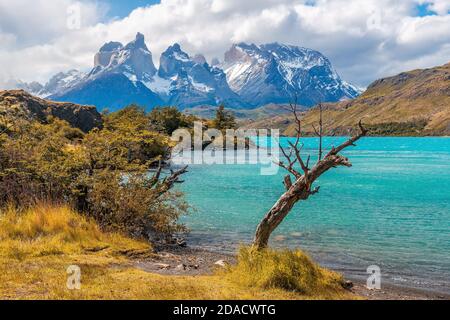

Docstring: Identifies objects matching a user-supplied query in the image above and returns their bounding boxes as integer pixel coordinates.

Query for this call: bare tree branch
[318,103,323,161]
[311,103,324,161]
[280,145,298,169]
[148,160,163,188]
[152,165,189,199]
[310,186,320,196]
[305,155,311,169]
[288,141,309,176]
[253,99,369,249]
[276,161,301,179]
[326,121,368,157]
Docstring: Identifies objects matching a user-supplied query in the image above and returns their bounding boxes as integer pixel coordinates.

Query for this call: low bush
[224,246,346,295]
[366,120,428,136]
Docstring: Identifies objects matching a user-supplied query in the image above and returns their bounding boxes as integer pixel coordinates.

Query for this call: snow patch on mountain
[142,75,173,95]
[11,69,86,98]
[220,42,360,106]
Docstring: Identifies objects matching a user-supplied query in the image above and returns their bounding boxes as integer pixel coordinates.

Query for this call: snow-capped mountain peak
[92,33,157,82]
[158,43,192,78]
[10,80,45,97]
[44,69,86,95]
[192,54,207,65]
[124,32,147,51]
[220,42,360,107]
[45,36,246,110]
[14,33,361,111]
[156,43,246,108]
[12,69,86,98]
[94,42,123,68]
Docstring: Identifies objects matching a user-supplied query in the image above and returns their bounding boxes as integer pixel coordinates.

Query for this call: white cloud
[0,0,105,85]
[0,0,449,88]
[0,0,102,46]
[428,0,450,15]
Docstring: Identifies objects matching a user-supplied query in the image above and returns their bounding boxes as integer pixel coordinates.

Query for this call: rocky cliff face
[220,42,360,107]
[15,33,360,111]
[0,90,102,132]
[153,43,247,108]
[90,32,157,82]
[50,33,163,111]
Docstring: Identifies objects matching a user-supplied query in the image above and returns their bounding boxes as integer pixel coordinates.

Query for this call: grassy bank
[0,205,356,300]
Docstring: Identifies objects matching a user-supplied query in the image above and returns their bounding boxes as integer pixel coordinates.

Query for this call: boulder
[0,90,102,132]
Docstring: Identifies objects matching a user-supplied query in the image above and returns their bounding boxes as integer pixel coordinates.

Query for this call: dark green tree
[213,105,236,130]
[149,106,195,135]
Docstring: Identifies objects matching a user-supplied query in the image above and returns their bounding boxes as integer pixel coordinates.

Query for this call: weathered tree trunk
[254,189,305,249]
[253,154,353,249]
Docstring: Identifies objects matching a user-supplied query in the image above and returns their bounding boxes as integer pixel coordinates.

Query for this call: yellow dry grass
[223,246,352,299]
[0,205,357,300]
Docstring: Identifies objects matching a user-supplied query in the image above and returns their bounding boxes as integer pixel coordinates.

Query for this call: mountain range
[14,33,360,111]
[2,62,448,136]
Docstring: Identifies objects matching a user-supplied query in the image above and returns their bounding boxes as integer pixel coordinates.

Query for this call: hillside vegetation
[298,62,450,136]
[243,62,450,136]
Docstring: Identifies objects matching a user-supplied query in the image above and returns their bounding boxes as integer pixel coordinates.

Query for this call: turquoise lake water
[179,137,450,294]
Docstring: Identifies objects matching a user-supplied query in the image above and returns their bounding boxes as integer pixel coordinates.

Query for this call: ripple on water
[181,137,450,294]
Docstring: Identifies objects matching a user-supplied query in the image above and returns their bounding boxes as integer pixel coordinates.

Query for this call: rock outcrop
[0,90,102,132]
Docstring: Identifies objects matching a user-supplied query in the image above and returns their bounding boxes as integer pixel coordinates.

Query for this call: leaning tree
[253,103,368,250]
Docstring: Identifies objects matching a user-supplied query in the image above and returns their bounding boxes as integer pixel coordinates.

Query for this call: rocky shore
[135,246,449,301]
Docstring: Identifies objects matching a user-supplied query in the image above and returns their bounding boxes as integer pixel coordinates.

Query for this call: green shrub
[366,120,428,136]
[0,105,189,241]
[148,106,195,135]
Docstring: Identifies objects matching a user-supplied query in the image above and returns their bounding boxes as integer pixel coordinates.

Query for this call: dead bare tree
[253,102,368,250]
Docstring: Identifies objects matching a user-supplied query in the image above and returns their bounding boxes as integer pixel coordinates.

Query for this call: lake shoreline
[181,137,450,300]
[137,246,449,300]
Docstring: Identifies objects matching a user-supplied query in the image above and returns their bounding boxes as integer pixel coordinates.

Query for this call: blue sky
[415,3,437,16]
[102,0,161,19]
